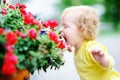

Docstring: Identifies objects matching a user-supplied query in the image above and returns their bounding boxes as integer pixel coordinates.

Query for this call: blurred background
[0,0,120,80]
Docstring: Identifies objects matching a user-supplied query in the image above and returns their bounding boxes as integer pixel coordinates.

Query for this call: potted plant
[0,1,66,80]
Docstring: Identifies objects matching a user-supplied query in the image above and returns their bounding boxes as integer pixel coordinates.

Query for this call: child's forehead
[62,15,77,24]
[62,12,79,21]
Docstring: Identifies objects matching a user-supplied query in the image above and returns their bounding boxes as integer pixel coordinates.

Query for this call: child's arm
[91,49,110,67]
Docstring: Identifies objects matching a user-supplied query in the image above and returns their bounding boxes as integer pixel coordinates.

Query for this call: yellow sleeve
[87,41,115,70]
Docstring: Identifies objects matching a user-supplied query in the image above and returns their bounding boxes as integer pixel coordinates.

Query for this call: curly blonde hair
[61,6,100,40]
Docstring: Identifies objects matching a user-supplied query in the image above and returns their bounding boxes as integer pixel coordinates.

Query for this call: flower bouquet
[0,1,66,77]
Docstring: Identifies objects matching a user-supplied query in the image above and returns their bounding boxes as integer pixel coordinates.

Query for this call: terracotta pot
[0,69,30,80]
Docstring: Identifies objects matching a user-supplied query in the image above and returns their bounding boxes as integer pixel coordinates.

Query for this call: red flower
[20,33,27,39]
[43,21,49,28]
[20,8,27,16]
[15,30,26,38]
[43,20,59,29]
[15,30,21,36]
[9,5,16,9]
[0,28,4,35]
[2,63,17,75]
[48,31,59,44]
[4,51,18,65]
[47,20,59,29]
[2,51,18,75]
[1,8,7,15]
[28,29,37,39]
[6,31,17,45]
[57,40,66,49]
[15,3,26,9]
[23,12,35,25]
[20,4,27,9]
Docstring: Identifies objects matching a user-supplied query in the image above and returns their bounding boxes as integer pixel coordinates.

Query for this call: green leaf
[18,55,25,62]
[17,64,26,70]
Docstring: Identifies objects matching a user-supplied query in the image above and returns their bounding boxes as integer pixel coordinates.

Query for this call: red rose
[28,29,37,39]
[6,31,17,45]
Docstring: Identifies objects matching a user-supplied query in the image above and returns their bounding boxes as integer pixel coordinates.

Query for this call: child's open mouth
[59,32,69,45]
[63,36,69,45]
[63,36,72,52]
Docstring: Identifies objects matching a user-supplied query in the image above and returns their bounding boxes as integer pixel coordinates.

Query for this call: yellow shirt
[74,40,120,80]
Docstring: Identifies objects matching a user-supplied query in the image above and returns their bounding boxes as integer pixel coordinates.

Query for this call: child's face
[60,14,82,47]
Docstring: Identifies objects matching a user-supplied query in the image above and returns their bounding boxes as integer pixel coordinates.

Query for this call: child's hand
[91,50,104,62]
[91,49,109,67]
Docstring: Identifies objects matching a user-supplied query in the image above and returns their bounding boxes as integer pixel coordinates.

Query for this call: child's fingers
[67,46,72,52]
[91,50,98,54]
[91,50,104,56]
[99,51,104,56]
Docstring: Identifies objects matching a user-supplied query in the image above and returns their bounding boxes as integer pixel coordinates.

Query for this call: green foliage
[102,0,120,30]
[59,0,102,10]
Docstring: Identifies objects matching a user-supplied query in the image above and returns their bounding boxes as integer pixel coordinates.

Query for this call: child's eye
[63,24,69,29]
